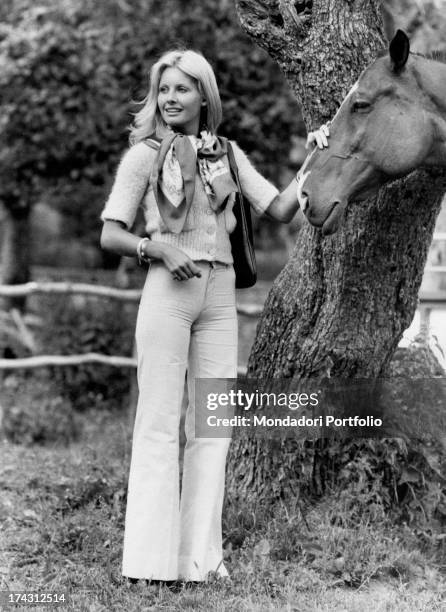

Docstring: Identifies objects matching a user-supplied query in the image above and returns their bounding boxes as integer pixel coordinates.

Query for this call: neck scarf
[150,130,238,234]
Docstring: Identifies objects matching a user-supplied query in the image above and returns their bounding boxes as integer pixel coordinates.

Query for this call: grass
[1,406,445,612]
[1,261,445,610]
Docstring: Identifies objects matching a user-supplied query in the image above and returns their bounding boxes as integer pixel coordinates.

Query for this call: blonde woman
[100,49,305,586]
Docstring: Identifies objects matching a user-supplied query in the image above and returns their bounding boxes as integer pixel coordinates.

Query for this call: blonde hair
[129,49,222,145]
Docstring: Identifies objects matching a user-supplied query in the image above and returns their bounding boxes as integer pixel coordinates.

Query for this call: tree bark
[227,0,446,504]
[0,205,31,311]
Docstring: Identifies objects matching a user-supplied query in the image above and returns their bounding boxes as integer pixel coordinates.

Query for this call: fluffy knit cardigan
[101,140,279,263]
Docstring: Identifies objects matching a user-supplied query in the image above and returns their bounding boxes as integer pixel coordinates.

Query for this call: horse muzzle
[298,177,345,235]
[305,199,346,236]
[296,157,348,235]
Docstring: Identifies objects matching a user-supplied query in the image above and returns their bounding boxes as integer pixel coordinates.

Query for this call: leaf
[342,572,352,583]
[253,538,271,557]
[23,509,39,520]
[398,467,420,484]
[334,556,345,571]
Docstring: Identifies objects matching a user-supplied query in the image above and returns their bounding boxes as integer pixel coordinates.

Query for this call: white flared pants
[122,260,237,581]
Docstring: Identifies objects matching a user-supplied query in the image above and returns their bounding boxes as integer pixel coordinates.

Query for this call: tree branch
[234,0,384,124]
[234,0,307,65]
[278,0,312,37]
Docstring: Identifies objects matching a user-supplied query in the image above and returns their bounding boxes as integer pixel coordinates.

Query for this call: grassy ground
[1,259,445,610]
[1,407,445,612]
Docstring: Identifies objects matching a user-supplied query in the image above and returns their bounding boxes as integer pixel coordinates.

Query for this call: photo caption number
[0,591,68,607]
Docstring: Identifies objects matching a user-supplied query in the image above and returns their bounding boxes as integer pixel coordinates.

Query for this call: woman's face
[157,67,205,136]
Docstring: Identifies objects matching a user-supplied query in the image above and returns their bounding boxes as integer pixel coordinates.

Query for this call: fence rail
[0,281,142,301]
[0,281,263,316]
[2,281,446,374]
[0,281,257,374]
[0,352,136,370]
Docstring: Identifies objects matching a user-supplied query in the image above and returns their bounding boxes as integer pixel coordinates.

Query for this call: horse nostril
[296,170,310,213]
[299,190,309,213]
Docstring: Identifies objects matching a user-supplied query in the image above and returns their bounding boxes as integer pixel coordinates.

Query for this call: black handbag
[226,141,257,289]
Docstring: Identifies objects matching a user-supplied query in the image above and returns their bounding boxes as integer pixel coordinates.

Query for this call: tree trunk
[227,0,446,504]
[0,205,31,311]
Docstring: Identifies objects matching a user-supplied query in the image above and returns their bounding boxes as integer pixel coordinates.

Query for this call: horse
[296,30,446,236]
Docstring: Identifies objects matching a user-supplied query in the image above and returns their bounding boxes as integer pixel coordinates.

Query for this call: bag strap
[143,134,162,150]
[225,140,243,196]
[138,135,161,210]
[226,140,256,274]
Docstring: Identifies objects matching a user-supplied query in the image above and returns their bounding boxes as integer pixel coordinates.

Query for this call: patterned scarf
[150,130,238,234]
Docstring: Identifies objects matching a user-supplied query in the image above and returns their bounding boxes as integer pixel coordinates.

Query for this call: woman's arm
[231,125,330,225]
[100,143,201,279]
[263,182,303,224]
[100,220,202,280]
[306,123,330,149]
[265,123,331,223]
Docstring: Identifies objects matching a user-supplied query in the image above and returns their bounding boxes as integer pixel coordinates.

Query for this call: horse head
[298,30,446,235]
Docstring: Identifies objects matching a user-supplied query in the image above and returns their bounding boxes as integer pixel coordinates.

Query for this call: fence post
[419,304,432,340]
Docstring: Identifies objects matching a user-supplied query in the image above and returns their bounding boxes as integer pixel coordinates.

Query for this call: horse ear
[389,29,410,72]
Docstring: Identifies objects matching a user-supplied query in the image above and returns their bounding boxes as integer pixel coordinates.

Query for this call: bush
[36,293,137,411]
[0,0,304,266]
[1,372,80,445]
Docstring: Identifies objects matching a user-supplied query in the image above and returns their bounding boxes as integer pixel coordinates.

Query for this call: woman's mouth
[165,108,182,115]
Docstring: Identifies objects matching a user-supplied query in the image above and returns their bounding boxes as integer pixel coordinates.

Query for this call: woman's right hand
[306,123,330,149]
[159,244,202,281]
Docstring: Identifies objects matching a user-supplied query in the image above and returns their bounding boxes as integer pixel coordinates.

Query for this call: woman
[100,49,319,585]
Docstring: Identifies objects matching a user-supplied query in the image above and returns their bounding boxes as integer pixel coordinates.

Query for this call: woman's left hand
[306,123,330,149]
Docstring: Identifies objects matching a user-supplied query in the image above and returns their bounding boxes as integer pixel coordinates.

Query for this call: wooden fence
[0,281,262,374]
[1,279,446,373]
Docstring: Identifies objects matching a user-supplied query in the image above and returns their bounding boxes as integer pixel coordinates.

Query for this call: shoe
[146,580,181,593]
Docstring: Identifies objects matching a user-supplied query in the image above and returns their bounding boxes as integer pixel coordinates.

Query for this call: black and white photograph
[1,0,446,610]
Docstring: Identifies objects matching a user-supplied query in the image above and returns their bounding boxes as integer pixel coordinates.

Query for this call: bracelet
[136,237,151,266]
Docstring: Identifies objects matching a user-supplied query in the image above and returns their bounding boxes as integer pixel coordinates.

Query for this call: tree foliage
[0,0,303,254]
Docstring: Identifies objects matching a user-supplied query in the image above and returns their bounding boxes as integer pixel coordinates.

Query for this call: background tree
[0,0,303,294]
[0,2,119,299]
[382,0,446,51]
[226,0,446,508]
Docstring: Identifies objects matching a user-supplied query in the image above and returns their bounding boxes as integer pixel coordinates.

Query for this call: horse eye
[352,101,370,112]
